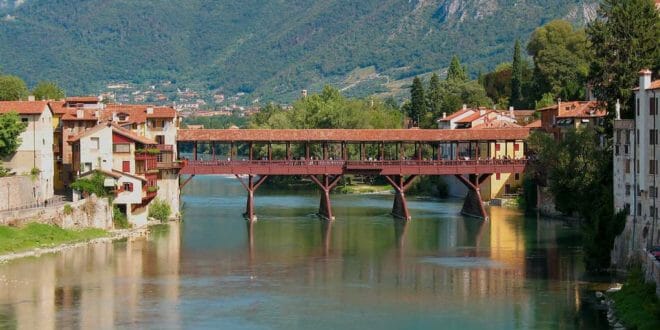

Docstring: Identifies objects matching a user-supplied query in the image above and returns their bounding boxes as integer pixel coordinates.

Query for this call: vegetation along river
[0,176,609,329]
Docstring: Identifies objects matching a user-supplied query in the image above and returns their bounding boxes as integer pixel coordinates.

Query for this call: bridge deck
[179,159,527,176]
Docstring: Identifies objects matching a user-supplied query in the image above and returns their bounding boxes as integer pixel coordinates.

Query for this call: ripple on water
[418,257,507,269]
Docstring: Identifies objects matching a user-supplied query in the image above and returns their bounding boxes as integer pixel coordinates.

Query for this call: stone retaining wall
[0,195,113,229]
[642,251,660,298]
[0,176,40,211]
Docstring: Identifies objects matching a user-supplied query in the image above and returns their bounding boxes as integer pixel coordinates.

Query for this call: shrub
[149,198,171,223]
[70,172,110,197]
[63,204,73,215]
[112,205,130,229]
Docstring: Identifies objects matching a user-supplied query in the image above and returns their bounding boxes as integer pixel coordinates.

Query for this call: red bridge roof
[177,128,530,142]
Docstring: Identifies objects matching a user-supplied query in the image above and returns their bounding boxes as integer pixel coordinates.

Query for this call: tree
[0,111,27,158]
[0,75,29,101]
[32,81,65,100]
[408,77,426,127]
[528,20,591,102]
[426,73,442,118]
[588,0,660,118]
[510,39,524,108]
[447,55,468,81]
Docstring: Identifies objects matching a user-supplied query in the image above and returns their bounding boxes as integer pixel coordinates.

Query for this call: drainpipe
[633,99,638,254]
[652,90,658,248]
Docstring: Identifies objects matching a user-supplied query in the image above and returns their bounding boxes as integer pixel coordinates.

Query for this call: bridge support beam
[309,175,342,221]
[236,175,269,222]
[455,174,491,220]
[384,175,417,221]
[179,175,195,189]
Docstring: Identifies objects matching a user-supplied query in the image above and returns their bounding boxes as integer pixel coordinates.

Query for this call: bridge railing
[181,159,527,167]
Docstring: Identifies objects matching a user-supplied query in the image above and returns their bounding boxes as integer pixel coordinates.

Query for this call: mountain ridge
[0,0,598,102]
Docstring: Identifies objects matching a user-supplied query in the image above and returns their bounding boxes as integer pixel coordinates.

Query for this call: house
[613,69,660,260]
[437,106,526,200]
[537,101,607,139]
[69,122,161,226]
[0,99,55,203]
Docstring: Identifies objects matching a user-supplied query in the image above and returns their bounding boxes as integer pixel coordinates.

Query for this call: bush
[70,172,111,197]
[63,204,73,215]
[112,205,130,229]
[149,199,171,223]
[611,267,660,330]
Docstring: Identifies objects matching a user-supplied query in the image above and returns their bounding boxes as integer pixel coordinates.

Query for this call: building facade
[613,69,660,262]
[0,100,55,203]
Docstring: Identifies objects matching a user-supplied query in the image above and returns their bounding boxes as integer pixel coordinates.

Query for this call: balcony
[157,161,184,170]
[156,144,173,152]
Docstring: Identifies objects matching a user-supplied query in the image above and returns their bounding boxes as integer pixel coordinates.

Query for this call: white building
[613,69,660,264]
[0,100,55,202]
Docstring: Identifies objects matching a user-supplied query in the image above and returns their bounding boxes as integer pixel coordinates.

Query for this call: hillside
[0,0,598,102]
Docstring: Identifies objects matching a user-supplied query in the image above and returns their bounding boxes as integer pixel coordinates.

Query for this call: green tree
[510,39,524,108]
[0,75,29,101]
[0,111,27,158]
[149,198,172,223]
[32,81,65,100]
[588,0,660,118]
[527,20,591,101]
[447,55,468,81]
[427,73,442,115]
[408,77,426,127]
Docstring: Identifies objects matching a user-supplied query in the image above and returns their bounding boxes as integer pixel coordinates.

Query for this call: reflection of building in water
[0,225,182,329]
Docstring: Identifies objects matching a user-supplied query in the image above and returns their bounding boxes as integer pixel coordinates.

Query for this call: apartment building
[537,100,607,140]
[437,106,526,200]
[0,100,55,202]
[613,69,660,257]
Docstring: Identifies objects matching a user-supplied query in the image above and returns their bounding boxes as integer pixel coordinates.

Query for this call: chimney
[301,90,308,98]
[76,109,84,119]
[112,112,118,122]
[147,107,154,115]
[28,95,35,102]
[442,112,447,119]
[615,99,621,120]
[480,109,486,116]
[509,106,514,118]
[639,68,652,91]
[95,109,100,119]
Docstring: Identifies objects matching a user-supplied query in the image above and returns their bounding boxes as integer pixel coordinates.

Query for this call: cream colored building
[0,100,55,202]
[613,69,660,261]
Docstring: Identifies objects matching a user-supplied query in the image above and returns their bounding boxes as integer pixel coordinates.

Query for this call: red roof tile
[438,108,474,122]
[0,101,51,115]
[177,128,531,142]
[102,104,176,123]
[65,96,100,103]
[68,122,157,145]
[537,101,607,118]
[455,111,493,124]
[60,108,99,121]
[525,120,542,128]
[471,120,521,129]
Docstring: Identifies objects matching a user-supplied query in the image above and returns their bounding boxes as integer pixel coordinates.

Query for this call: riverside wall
[0,194,113,229]
[0,176,40,211]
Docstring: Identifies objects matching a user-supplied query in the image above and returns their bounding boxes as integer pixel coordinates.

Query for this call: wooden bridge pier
[309,175,342,221]
[455,174,491,220]
[383,175,417,221]
[236,174,269,222]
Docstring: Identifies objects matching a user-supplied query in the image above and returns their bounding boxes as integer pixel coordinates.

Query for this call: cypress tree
[510,39,524,108]
[427,73,442,116]
[447,56,468,81]
[409,77,426,127]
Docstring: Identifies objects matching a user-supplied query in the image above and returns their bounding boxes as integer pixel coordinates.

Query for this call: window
[495,173,501,180]
[638,203,642,216]
[652,186,659,198]
[91,137,99,150]
[514,143,520,152]
[637,159,640,173]
[625,159,630,173]
[636,129,640,145]
[651,97,657,115]
[21,117,28,123]
[83,162,92,172]
[650,206,655,217]
[495,144,501,152]
[625,203,631,215]
[123,182,133,192]
[651,160,658,175]
[615,145,619,155]
[651,129,658,145]
[624,145,629,154]
[637,185,642,196]
[637,98,640,116]
[626,184,631,196]
[616,130,621,144]
[113,143,130,153]
[515,173,520,180]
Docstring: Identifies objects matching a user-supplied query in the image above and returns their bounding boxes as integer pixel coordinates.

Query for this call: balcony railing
[156,144,173,152]
[157,161,184,170]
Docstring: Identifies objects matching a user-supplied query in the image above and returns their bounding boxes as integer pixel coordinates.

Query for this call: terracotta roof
[438,108,474,122]
[65,96,99,103]
[632,79,660,91]
[102,104,176,123]
[177,128,531,142]
[68,122,157,145]
[455,111,493,124]
[60,108,99,121]
[0,101,51,115]
[48,101,68,114]
[471,120,521,129]
[538,101,607,118]
[80,169,147,182]
[525,120,542,128]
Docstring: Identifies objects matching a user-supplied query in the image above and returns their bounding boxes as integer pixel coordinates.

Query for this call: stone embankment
[0,194,113,229]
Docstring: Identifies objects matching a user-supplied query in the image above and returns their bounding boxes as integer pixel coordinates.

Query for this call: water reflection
[0,176,605,329]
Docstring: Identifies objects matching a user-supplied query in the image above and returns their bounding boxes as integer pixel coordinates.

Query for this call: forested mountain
[0,0,598,101]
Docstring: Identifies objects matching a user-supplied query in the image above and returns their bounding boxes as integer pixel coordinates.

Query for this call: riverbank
[609,267,660,330]
[0,223,149,263]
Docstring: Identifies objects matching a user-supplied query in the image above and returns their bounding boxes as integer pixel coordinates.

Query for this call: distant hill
[0,0,598,102]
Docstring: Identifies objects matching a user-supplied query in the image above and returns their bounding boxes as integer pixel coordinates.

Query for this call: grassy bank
[0,223,107,255]
[611,267,660,330]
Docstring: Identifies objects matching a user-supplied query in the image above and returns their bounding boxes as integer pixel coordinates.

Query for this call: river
[0,176,608,329]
